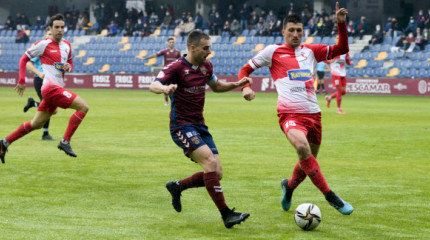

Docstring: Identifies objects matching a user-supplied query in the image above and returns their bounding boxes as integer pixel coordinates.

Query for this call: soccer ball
[294,203,322,231]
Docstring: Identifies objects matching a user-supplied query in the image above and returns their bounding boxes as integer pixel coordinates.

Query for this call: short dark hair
[49,14,65,27]
[168,37,175,41]
[283,13,303,28]
[186,30,210,48]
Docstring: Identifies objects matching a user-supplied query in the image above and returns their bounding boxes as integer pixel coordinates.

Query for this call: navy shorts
[171,124,218,159]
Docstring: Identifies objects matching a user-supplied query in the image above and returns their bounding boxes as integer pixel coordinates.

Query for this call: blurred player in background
[325,34,353,114]
[144,37,181,106]
[0,14,89,163]
[149,30,251,228]
[240,2,354,215]
[315,61,328,94]
[23,28,55,141]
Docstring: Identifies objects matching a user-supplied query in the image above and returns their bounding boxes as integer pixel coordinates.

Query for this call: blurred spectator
[305,18,317,36]
[133,18,144,36]
[141,11,149,24]
[273,19,282,36]
[249,11,259,29]
[426,9,430,28]
[160,11,172,30]
[423,28,429,43]
[368,24,383,45]
[416,9,426,29]
[174,19,185,37]
[389,17,402,38]
[415,27,427,50]
[33,16,45,30]
[347,20,355,36]
[14,12,23,29]
[44,15,51,28]
[15,26,29,43]
[239,3,251,30]
[107,20,117,36]
[3,16,14,30]
[265,10,277,26]
[391,34,406,53]
[230,19,241,36]
[94,2,108,31]
[194,12,203,29]
[316,17,325,36]
[301,11,309,26]
[265,19,277,36]
[157,4,166,21]
[253,4,262,16]
[112,11,122,26]
[210,12,223,35]
[322,15,333,36]
[167,4,175,21]
[354,16,369,39]
[142,22,152,37]
[123,18,133,36]
[149,12,159,30]
[222,21,231,36]
[208,3,217,20]
[225,4,236,21]
[183,17,195,36]
[302,2,313,18]
[404,16,417,35]
[76,13,88,30]
[255,17,266,36]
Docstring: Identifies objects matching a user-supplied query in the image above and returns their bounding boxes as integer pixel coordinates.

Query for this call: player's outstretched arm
[238,63,256,101]
[335,2,348,24]
[210,77,252,93]
[143,54,156,60]
[149,81,177,95]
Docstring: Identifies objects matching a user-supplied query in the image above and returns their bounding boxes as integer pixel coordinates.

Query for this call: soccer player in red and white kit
[149,30,251,228]
[240,2,353,215]
[144,37,181,106]
[0,14,89,163]
[325,34,353,114]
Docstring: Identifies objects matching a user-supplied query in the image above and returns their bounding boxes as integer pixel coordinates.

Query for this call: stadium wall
[0,73,429,96]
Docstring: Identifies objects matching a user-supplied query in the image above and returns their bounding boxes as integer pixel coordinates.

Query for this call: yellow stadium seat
[98,64,110,73]
[304,36,314,44]
[118,36,129,44]
[375,52,387,61]
[25,30,31,36]
[83,57,95,65]
[97,29,108,37]
[354,59,368,68]
[386,68,400,77]
[135,50,148,59]
[207,51,215,59]
[75,50,87,58]
[120,43,131,51]
[0,49,2,55]
[252,43,264,52]
[233,37,246,45]
[145,58,157,66]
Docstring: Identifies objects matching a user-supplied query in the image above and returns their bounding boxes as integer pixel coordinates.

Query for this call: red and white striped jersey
[249,43,330,114]
[25,38,72,88]
[328,53,351,77]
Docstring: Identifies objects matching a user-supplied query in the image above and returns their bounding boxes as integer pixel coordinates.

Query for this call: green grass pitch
[0,87,429,239]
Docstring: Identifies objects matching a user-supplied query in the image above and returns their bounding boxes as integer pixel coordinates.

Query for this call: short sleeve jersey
[329,53,350,77]
[25,38,72,88]
[157,48,181,66]
[249,43,330,114]
[155,55,217,128]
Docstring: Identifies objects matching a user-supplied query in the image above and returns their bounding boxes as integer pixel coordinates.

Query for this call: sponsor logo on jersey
[54,62,64,72]
[287,69,312,81]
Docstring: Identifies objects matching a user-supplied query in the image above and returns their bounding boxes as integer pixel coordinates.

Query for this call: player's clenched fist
[242,86,255,101]
[237,77,253,87]
[164,84,178,95]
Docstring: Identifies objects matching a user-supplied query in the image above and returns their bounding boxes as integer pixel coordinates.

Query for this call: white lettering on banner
[393,83,407,91]
[347,79,391,94]
[73,77,84,85]
[115,75,133,88]
[0,78,16,85]
[261,77,275,91]
[138,75,156,88]
[92,75,110,87]
[418,80,427,94]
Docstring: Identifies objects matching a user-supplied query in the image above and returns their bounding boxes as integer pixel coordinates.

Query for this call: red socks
[336,88,343,108]
[288,162,307,190]
[179,171,205,191]
[299,155,331,195]
[63,111,86,141]
[203,171,227,211]
[5,121,33,144]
